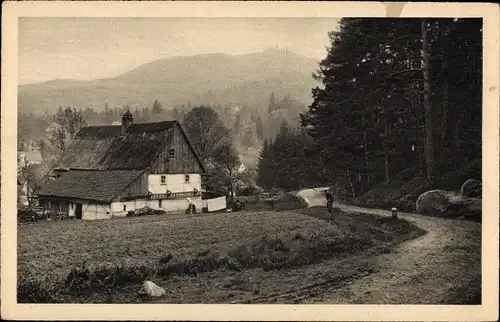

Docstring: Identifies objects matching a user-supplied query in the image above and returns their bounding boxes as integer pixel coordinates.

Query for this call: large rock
[460,179,481,198]
[416,189,451,215]
[416,189,482,218]
[141,280,166,297]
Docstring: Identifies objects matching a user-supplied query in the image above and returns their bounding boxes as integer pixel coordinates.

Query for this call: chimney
[121,110,133,135]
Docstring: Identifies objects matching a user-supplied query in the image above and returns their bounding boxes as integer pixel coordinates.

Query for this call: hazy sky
[19,18,340,85]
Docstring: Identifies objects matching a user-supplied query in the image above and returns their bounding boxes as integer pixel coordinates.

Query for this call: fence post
[391,207,398,218]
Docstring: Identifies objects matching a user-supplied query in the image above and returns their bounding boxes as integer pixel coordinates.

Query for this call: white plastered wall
[81,202,112,220]
[148,174,202,194]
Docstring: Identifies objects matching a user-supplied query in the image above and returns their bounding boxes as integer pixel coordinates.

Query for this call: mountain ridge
[19,49,320,115]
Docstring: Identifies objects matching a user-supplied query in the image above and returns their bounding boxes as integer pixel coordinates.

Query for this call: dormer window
[160,175,166,185]
[168,149,175,158]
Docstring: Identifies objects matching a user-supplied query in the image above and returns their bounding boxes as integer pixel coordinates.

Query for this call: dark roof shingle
[35,170,145,203]
[99,134,166,170]
[57,121,177,170]
[128,121,176,134]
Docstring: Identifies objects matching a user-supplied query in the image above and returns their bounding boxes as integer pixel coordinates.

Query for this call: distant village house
[18,150,42,168]
[35,111,226,220]
[17,142,43,207]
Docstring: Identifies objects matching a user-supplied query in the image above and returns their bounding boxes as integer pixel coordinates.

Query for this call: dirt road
[317,204,481,304]
[286,189,481,303]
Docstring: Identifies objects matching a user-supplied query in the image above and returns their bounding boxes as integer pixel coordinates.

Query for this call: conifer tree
[152,99,163,115]
[301,18,481,193]
[256,139,273,189]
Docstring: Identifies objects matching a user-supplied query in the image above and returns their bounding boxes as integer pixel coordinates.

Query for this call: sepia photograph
[1,1,499,321]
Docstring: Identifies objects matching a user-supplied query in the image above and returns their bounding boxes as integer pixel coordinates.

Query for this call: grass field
[18,208,426,303]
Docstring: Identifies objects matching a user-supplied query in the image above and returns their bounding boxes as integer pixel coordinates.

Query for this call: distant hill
[18,48,319,115]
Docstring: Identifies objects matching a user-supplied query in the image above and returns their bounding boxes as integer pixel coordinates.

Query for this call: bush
[65,260,156,294]
[227,228,374,271]
[126,207,167,217]
[18,209,38,222]
[18,275,66,303]
[158,250,228,276]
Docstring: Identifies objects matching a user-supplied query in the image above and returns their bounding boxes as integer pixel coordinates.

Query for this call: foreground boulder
[416,189,482,218]
[416,190,451,215]
[141,280,166,297]
[460,179,481,198]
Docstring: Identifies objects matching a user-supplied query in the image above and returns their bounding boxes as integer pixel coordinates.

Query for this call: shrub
[126,207,167,217]
[18,209,38,222]
[65,260,155,294]
[158,250,228,276]
[227,228,374,271]
[17,275,65,303]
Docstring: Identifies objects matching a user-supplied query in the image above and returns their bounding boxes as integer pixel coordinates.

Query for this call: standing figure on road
[326,190,334,214]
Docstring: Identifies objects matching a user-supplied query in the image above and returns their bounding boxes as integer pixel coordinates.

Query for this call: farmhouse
[36,111,226,220]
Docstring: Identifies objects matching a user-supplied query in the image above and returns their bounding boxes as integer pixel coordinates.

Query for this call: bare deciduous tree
[46,106,87,158]
[181,106,230,164]
[213,140,240,203]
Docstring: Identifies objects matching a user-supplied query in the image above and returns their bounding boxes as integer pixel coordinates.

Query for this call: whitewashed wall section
[148,173,202,194]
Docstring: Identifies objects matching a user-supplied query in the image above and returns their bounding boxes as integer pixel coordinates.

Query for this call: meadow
[17,208,426,303]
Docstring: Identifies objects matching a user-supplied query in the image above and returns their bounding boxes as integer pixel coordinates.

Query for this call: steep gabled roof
[77,125,121,137]
[98,132,168,170]
[35,170,145,203]
[58,126,119,170]
[57,121,179,171]
[129,121,176,134]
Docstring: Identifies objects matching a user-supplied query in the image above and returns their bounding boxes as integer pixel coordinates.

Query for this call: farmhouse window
[185,174,190,182]
[123,205,126,212]
[159,199,162,207]
[161,175,166,184]
[168,149,175,158]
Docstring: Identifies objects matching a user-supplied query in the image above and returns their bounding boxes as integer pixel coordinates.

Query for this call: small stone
[142,280,166,297]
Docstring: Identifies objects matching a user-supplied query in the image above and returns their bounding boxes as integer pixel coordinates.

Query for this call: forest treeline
[257,18,482,196]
